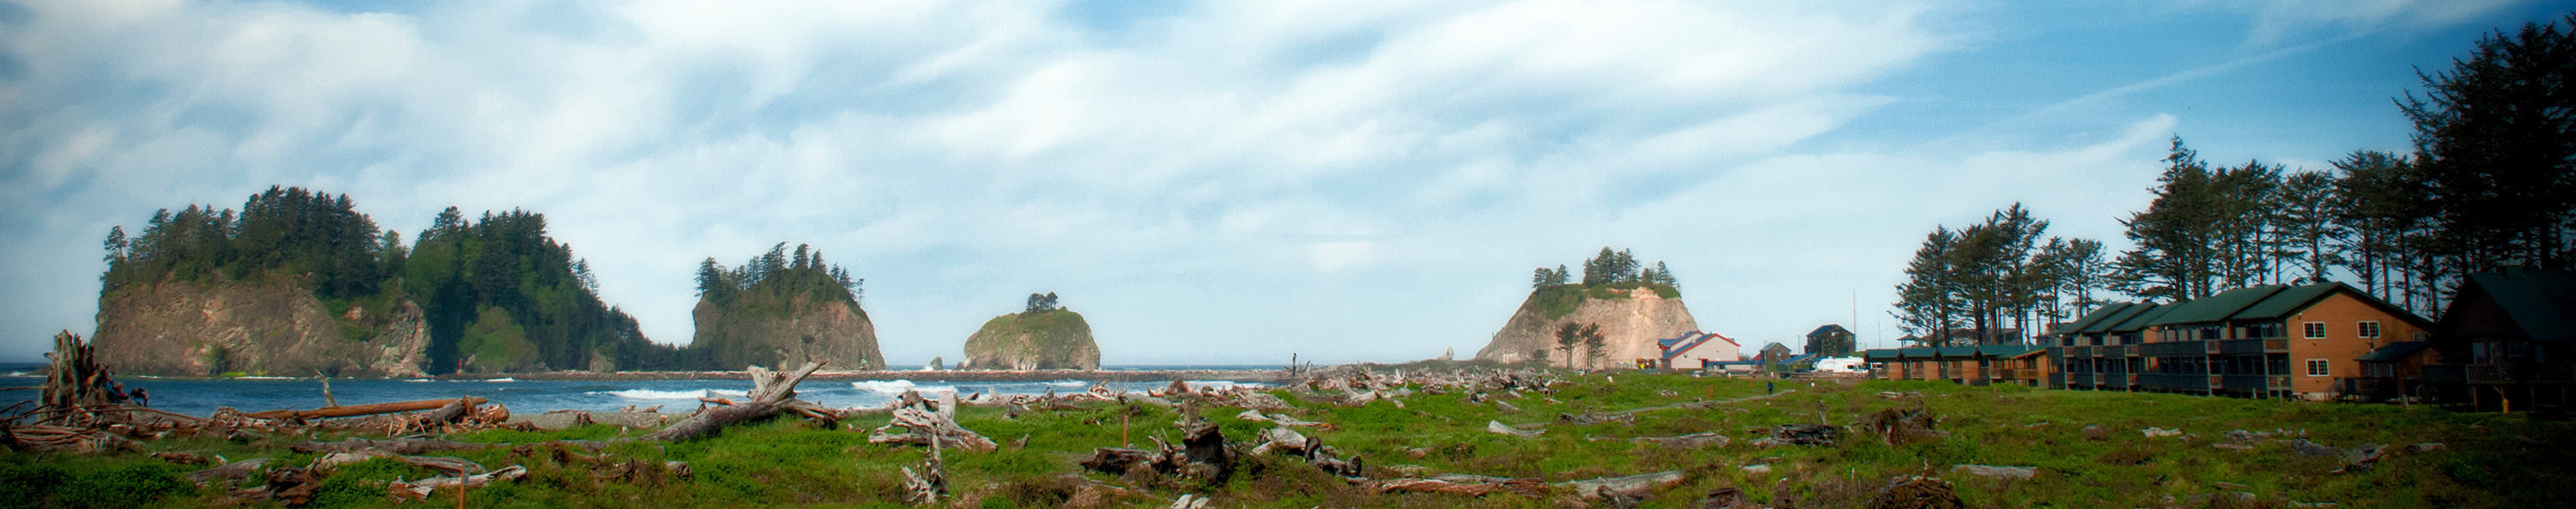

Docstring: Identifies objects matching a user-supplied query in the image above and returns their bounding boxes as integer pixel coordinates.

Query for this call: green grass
[8,373,2570,508]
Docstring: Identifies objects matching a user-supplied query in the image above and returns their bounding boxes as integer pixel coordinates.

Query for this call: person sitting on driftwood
[108,382,130,405]
[131,387,149,408]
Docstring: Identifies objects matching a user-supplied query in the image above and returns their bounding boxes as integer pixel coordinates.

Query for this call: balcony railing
[2217,339,2287,354]
[2221,374,2289,391]
[1998,369,2040,380]
[2069,373,2095,386]
[2541,364,2576,382]
[2140,373,2209,391]
[2140,342,2205,357]
[2469,364,2511,383]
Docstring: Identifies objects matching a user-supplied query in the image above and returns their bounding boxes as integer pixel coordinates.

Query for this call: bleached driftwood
[1559,470,1686,502]
[1630,431,1730,450]
[641,361,834,442]
[870,391,998,452]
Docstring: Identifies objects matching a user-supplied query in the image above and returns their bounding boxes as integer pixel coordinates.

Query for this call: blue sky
[1,0,2567,365]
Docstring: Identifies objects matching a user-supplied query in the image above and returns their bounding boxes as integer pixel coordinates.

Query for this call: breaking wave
[854,380,953,394]
[596,389,714,400]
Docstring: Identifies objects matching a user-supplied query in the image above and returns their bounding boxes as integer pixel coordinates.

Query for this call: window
[2358,321,2382,339]
[2306,359,2330,377]
[2303,322,2326,339]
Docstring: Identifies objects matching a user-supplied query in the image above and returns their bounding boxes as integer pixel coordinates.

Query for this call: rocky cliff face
[1473,286,1701,369]
[962,310,1099,371]
[92,279,431,378]
[690,296,884,371]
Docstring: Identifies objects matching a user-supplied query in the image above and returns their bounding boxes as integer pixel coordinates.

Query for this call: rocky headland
[91,277,431,378]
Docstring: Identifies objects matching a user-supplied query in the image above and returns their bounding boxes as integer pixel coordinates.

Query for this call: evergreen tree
[2401,14,2576,275]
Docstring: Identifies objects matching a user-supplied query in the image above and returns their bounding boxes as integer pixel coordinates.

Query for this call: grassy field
[4,372,2571,508]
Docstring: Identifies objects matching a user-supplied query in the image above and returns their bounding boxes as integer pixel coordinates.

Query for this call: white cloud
[0,0,2499,364]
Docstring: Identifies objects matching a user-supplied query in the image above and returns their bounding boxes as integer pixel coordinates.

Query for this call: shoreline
[111,369,1295,384]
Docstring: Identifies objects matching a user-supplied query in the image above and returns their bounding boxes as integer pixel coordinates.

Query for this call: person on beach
[108,382,129,404]
[131,387,150,408]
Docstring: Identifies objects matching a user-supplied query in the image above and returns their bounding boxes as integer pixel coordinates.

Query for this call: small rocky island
[688,244,885,371]
[1475,248,1703,369]
[960,293,1101,370]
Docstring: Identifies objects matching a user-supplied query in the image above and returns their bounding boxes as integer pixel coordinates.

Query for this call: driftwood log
[244,397,487,421]
[870,391,998,451]
[641,361,833,442]
[1631,432,1731,450]
[1078,419,1235,482]
[1561,470,1686,502]
[1364,474,1550,498]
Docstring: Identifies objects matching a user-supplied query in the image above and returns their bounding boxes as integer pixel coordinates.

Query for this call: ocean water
[0,373,1266,417]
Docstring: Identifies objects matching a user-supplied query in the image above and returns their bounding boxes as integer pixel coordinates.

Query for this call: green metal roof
[1857,345,2043,360]
[2100,303,2172,332]
[2060,302,2138,335]
[2229,282,2342,320]
[2147,284,2289,326]
[2463,270,2576,342]
[2356,341,2431,363]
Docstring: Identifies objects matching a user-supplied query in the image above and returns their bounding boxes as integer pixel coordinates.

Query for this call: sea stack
[1474,248,1704,369]
[689,244,884,371]
[963,293,1100,370]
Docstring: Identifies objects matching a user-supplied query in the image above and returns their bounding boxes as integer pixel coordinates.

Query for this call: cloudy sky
[1,0,2565,365]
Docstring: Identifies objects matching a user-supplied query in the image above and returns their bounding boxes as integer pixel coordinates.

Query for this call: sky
[2,0,2568,365]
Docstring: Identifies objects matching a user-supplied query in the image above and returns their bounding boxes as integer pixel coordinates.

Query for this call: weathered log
[1364,474,1550,498]
[641,361,829,442]
[869,390,996,451]
[388,465,528,503]
[1486,420,1544,438]
[1631,432,1731,450]
[243,397,488,421]
[292,437,613,455]
[1751,423,1838,446]
[1558,470,1686,502]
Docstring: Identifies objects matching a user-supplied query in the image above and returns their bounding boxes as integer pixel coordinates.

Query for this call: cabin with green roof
[2418,268,2576,411]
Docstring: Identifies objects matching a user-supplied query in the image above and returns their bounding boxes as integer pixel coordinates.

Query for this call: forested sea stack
[962,293,1101,370]
[1475,248,1703,369]
[91,187,678,376]
[688,244,884,371]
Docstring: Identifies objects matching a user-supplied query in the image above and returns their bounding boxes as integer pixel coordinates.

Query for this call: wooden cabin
[2419,269,2575,411]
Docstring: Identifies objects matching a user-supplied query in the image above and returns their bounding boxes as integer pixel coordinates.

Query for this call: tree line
[2115,15,2572,318]
[1533,247,1679,289]
[694,242,864,312]
[1890,205,2109,347]
[101,189,683,374]
[1893,15,2574,344]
